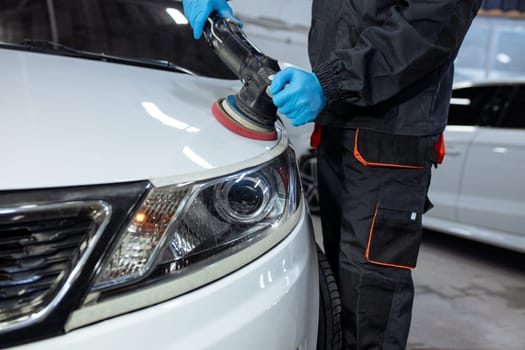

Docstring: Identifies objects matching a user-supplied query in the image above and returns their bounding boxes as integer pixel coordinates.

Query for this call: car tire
[316,244,342,350]
[299,149,320,214]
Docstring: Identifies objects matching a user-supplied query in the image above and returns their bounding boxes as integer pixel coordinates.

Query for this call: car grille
[0,201,110,331]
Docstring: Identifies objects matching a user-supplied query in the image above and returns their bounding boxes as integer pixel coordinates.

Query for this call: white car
[0,1,340,349]
[423,80,525,253]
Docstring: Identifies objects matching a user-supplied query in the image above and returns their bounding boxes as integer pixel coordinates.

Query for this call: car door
[427,85,487,221]
[457,83,525,236]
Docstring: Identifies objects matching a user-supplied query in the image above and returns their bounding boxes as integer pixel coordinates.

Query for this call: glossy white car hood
[1,49,281,190]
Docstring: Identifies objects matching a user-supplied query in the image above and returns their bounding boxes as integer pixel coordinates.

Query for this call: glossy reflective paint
[0,49,279,190]
[457,128,525,237]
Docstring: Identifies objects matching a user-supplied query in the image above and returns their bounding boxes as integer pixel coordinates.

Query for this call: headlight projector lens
[215,174,272,223]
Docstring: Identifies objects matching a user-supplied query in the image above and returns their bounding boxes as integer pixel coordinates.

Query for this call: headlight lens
[91,147,300,295]
[214,173,274,223]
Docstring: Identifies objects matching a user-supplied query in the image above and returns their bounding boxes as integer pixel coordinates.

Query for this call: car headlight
[66,145,302,329]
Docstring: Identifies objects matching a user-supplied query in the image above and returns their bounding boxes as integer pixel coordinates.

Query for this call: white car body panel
[11,204,319,350]
[424,215,525,254]
[457,127,525,236]
[0,49,282,190]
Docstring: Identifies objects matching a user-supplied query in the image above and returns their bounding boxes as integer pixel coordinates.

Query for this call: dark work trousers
[317,127,434,350]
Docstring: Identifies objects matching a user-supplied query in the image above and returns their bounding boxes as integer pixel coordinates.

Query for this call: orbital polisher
[203,13,280,140]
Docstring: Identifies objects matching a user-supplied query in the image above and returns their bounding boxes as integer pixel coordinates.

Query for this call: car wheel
[316,244,342,350]
[299,149,320,214]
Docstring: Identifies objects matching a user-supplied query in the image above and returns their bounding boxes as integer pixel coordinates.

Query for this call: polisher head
[212,95,277,141]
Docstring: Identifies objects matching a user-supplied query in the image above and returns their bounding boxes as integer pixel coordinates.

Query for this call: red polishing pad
[212,98,277,141]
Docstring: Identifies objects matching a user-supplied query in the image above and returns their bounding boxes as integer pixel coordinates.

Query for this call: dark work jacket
[310,0,481,136]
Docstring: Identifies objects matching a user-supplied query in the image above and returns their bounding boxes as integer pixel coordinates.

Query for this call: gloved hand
[269,67,327,127]
[182,0,242,40]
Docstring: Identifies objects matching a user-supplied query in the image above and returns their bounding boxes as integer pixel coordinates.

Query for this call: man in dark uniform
[183,0,481,348]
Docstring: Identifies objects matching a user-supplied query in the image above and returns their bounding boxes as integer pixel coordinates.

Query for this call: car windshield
[0,0,236,79]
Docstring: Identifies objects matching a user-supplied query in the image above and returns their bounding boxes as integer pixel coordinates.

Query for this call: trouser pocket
[353,128,429,168]
[366,190,426,269]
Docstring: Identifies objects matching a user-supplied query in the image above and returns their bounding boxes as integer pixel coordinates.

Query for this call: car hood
[1,49,282,190]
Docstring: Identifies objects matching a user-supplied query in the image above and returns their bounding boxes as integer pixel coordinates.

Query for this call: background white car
[424,80,525,253]
[0,1,340,349]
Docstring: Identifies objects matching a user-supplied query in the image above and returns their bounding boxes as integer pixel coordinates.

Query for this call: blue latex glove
[182,0,242,40]
[269,67,327,127]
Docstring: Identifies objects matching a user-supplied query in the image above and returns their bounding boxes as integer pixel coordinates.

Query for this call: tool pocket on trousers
[366,191,426,269]
[353,128,426,169]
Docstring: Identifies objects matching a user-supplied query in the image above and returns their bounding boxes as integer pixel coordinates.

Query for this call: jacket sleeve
[313,0,480,107]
